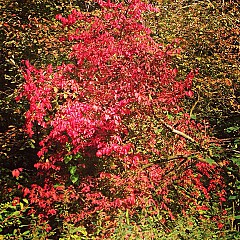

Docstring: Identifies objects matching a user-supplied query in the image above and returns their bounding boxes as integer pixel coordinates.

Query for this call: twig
[230,150,240,154]
[142,153,197,170]
[190,90,200,118]
[159,119,196,143]
[152,114,221,166]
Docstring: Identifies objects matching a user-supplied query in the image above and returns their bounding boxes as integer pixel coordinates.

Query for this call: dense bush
[13,0,230,237]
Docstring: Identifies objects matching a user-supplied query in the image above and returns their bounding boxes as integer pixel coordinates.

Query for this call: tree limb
[141,153,196,170]
[159,119,196,143]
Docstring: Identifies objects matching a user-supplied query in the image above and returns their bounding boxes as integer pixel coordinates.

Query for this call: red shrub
[17,0,226,233]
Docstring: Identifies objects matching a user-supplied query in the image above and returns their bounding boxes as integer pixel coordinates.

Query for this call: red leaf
[186,90,194,98]
[12,168,22,178]
[23,188,30,197]
[48,209,57,215]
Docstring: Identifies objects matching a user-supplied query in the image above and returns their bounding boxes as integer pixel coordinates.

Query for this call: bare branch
[141,153,196,170]
[159,119,196,143]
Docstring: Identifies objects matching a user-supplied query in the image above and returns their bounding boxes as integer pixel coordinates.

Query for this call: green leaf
[64,155,73,164]
[66,142,72,152]
[69,166,77,175]
[229,195,237,200]
[70,174,79,184]
[28,139,35,149]
[234,215,240,220]
[22,199,28,204]
[11,210,20,217]
[231,157,240,166]
[74,153,83,160]
[226,126,240,133]
[20,202,24,210]
[22,230,30,236]
[154,128,163,134]
[190,114,196,120]
[167,113,174,120]
[71,226,87,235]
[126,209,130,225]
[205,157,215,165]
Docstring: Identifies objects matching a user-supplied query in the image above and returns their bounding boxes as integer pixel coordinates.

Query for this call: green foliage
[0,199,54,239]
[109,208,240,240]
[224,126,240,231]
[149,0,239,130]
[59,222,88,240]
[0,200,28,237]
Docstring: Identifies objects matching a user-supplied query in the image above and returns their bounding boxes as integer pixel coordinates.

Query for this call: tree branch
[159,119,196,143]
[141,153,196,170]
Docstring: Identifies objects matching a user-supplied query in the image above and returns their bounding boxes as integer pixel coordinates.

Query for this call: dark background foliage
[149,0,240,230]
